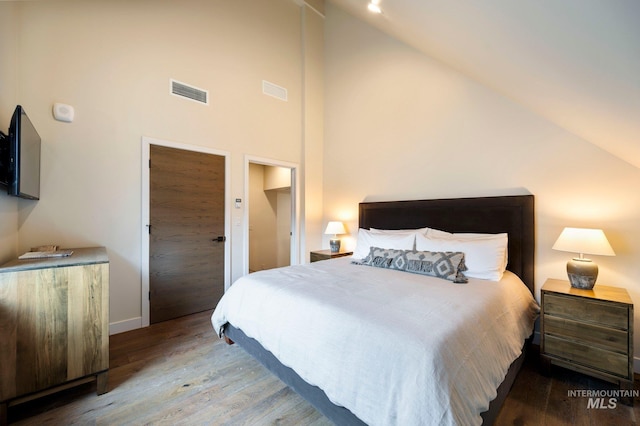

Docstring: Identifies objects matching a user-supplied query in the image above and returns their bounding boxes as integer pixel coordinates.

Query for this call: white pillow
[426,228,455,238]
[425,229,508,272]
[427,228,506,241]
[369,227,429,235]
[352,229,416,260]
[415,233,508,281]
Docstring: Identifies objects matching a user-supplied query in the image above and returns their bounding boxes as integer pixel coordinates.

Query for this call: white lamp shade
[324,221,346,235]
[552,227,615,257]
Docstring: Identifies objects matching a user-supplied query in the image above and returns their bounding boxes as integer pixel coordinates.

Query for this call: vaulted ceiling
[330,0,640,168]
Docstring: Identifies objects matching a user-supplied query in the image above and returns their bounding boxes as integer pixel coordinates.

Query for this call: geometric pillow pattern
[358,246,468,283]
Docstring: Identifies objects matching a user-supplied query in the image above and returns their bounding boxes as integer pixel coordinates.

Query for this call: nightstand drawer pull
[545,334,629,378]
[543,294,628,330]
[543,315,627,353]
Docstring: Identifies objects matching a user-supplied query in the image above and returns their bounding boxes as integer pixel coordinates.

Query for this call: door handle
[214,236,226,242]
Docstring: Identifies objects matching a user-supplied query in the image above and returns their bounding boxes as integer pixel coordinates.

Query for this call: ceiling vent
[262,80,288,101]
[170,79,209,105]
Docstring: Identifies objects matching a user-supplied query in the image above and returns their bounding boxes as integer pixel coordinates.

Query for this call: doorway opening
[245,156,299,275]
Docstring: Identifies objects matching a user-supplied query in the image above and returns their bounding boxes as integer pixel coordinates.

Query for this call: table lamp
[325,221,346,253]
[552,227,615,289]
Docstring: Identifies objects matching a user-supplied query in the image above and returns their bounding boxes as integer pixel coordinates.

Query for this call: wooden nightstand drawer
[544,334,629,378]
[543,315,628,353]
[543,293,629,330]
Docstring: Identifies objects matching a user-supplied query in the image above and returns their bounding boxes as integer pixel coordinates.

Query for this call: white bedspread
[211,257,539,425]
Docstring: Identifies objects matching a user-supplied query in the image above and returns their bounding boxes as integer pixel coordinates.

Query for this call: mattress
[211,257,539,425]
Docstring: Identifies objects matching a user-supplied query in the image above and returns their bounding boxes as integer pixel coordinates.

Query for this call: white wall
[3,0,324,329]
[264,166,291,190]
[0,3,19,264]
[301,1,325,259]
[324,5,640,361]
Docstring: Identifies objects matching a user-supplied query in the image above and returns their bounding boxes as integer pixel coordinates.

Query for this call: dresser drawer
[543,314,628,353]
[543,293,629,330]
[544,334,629,378]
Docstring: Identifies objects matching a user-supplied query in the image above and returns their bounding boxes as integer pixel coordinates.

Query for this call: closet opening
[246,158,298,274]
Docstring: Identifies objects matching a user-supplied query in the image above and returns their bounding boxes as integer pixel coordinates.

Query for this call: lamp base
[329,238,341,253]
[567,258,598,290]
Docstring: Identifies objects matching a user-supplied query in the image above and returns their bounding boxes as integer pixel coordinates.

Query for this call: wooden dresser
[541,278,633,390]
[0,247,109,422]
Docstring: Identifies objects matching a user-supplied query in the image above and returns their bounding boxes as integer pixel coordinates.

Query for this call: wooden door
[149,145,225,324]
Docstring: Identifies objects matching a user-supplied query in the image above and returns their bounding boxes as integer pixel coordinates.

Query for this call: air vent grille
[262,80,288,101]
[170,79,209,105]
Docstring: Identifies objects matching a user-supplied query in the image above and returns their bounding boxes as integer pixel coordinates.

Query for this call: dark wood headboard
[359,195,535,293]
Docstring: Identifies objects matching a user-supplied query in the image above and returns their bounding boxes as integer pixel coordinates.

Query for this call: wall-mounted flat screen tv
[7,105,41,200]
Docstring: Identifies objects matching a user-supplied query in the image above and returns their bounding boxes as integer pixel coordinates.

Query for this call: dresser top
[542,278,632,305]
[0,247,108,272]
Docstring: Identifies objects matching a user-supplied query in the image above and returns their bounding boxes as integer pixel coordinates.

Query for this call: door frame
[141,136,231,328]
[244,155,300,275]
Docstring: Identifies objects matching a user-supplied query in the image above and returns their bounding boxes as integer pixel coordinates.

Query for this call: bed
[212,195,538,425]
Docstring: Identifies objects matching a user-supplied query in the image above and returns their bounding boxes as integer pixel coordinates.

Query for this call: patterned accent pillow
[358,246,468,283]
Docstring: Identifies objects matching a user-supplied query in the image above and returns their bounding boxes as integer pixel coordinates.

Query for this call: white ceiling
[329,0,640,168]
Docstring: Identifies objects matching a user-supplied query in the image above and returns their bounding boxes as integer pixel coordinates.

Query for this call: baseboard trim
[109,317,143,335]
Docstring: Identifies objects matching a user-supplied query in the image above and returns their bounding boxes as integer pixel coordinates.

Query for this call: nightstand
[541,278,634,391]
[310,249,353,263]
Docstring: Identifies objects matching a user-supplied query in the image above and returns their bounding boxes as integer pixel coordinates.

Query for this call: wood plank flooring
[6,310,640,425]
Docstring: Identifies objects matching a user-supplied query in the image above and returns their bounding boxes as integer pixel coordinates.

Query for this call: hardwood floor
[497,346,639,425]
[6,311,640,425]
[8,311,329,426]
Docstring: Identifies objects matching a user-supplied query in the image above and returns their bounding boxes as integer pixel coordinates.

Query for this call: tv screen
[8,105,41,200]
